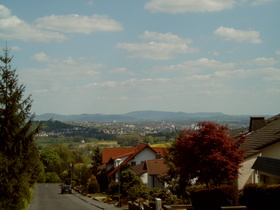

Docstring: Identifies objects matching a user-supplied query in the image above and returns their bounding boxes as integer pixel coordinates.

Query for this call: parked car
[61,185,72,194]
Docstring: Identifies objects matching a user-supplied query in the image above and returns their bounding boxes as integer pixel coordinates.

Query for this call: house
[131,159,169,189]
[237,114,280,189]
[101,143,167,180]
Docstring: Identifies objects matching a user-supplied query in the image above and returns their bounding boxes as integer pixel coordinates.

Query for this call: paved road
[30,184,99,210]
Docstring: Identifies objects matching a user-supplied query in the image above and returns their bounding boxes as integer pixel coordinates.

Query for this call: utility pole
[116,159,121,207]
[70,163,73,189]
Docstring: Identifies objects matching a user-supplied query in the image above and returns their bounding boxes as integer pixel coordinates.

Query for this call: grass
[151,143,171,147]
[97,141,118,145]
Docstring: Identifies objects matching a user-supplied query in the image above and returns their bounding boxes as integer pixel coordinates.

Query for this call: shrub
[44,172,61,183]
[37,172,46,183]
[191,185,238,209]
[239,183,280,210]
[149,188,182,205]
[87,175,100,194]
[127,184,149,202]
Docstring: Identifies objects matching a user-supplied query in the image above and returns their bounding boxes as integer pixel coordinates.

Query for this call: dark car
[61,185,72,194]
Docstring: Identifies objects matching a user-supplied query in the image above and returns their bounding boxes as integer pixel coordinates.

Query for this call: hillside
[34,110,264,124]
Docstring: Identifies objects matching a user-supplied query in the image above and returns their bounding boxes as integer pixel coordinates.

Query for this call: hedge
[239,183,280,210]
[191,185,238,210]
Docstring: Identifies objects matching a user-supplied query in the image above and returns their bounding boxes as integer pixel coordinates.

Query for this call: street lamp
[115,159,121,207]
[70,163,73,189]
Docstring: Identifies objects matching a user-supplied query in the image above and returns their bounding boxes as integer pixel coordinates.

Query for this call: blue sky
[0,0,279,116]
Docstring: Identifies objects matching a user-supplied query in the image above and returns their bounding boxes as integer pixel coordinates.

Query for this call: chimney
[249,116,266,132]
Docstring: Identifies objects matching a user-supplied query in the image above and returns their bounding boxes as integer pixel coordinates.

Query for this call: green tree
[91,146,102,174]
[40,146,61,173]
[0,47,41,209]
[53,144,74,172]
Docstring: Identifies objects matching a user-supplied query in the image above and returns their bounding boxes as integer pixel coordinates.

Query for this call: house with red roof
[131,159,169,188]
[237,114,280,189]
[102,142,167,180]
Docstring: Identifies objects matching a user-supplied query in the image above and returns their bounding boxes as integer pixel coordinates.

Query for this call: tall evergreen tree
[0,47,41,209]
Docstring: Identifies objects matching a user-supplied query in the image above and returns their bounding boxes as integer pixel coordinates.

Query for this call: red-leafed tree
[171,121,245,188]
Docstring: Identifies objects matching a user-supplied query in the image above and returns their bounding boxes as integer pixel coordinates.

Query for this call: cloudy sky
[0,0,279,116]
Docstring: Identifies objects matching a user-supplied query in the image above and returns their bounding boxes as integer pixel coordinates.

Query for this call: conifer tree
[0,47,41,210]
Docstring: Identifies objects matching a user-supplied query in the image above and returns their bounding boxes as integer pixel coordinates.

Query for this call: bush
[87,175,100,194]
[191,185,238,209]
[127,184,149,202]
[148,188,182,205]
[37,172,46,183]
[44,172,61,183]
[239,183,280,210]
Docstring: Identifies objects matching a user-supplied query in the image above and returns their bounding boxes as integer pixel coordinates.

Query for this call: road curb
[73,193,105,209]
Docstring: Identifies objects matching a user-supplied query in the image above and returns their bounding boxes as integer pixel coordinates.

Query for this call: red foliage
[174,121,245,186]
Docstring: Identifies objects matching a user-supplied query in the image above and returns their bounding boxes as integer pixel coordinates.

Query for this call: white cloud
[209,51,220,56]
[161,58,234,73]
[0,5,11,18]
[116,31,198,60]
[10,46,21,51]
[267,88,280,93]
[276,50,280,55]
[245,57,277,66]
[213,67,280,81]
[0,5,122,42]
[109,67,134,75]
[35,14,123,33]
[214,26,262,44]
[145,0,237,13]
[140,31,192,44]
[32,52,51,62]
[22,54,103,92]
[0,5,67,42]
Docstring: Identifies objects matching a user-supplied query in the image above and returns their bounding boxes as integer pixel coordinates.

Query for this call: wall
[238,153,260,190]
[140,172,148,185]
[262,141,280,158]
[238,141,280,189]
[128,147,156,165]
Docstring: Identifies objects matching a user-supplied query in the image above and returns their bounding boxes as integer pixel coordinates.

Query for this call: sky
[0,0,279,116]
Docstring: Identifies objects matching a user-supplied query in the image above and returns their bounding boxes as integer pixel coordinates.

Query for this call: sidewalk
[73,191,128,210]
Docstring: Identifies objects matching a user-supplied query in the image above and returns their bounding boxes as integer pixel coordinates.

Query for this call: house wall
[128,148,156,165]
[140,172,148,185]
[238,142,280,189]
[238,153,260,190]
[259,172,280,184]
[106,156,128,171]
[262,141,280,158]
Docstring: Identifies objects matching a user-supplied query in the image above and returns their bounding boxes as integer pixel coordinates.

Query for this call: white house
[131,159,169,189]
[101,143,166,180]
[237,114,280,189]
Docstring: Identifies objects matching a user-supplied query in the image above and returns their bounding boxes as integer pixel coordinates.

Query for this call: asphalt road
[29,184,99,210]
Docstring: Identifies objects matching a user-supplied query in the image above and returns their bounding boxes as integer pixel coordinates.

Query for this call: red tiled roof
[152,147,168,157]
[102,147,133,164]
[103,143,165,176]
[146,159,169,179]
[131,162,147,175]
[108,143,156,176]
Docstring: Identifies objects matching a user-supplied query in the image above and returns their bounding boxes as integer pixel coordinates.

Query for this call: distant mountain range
[34,110,268,123]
